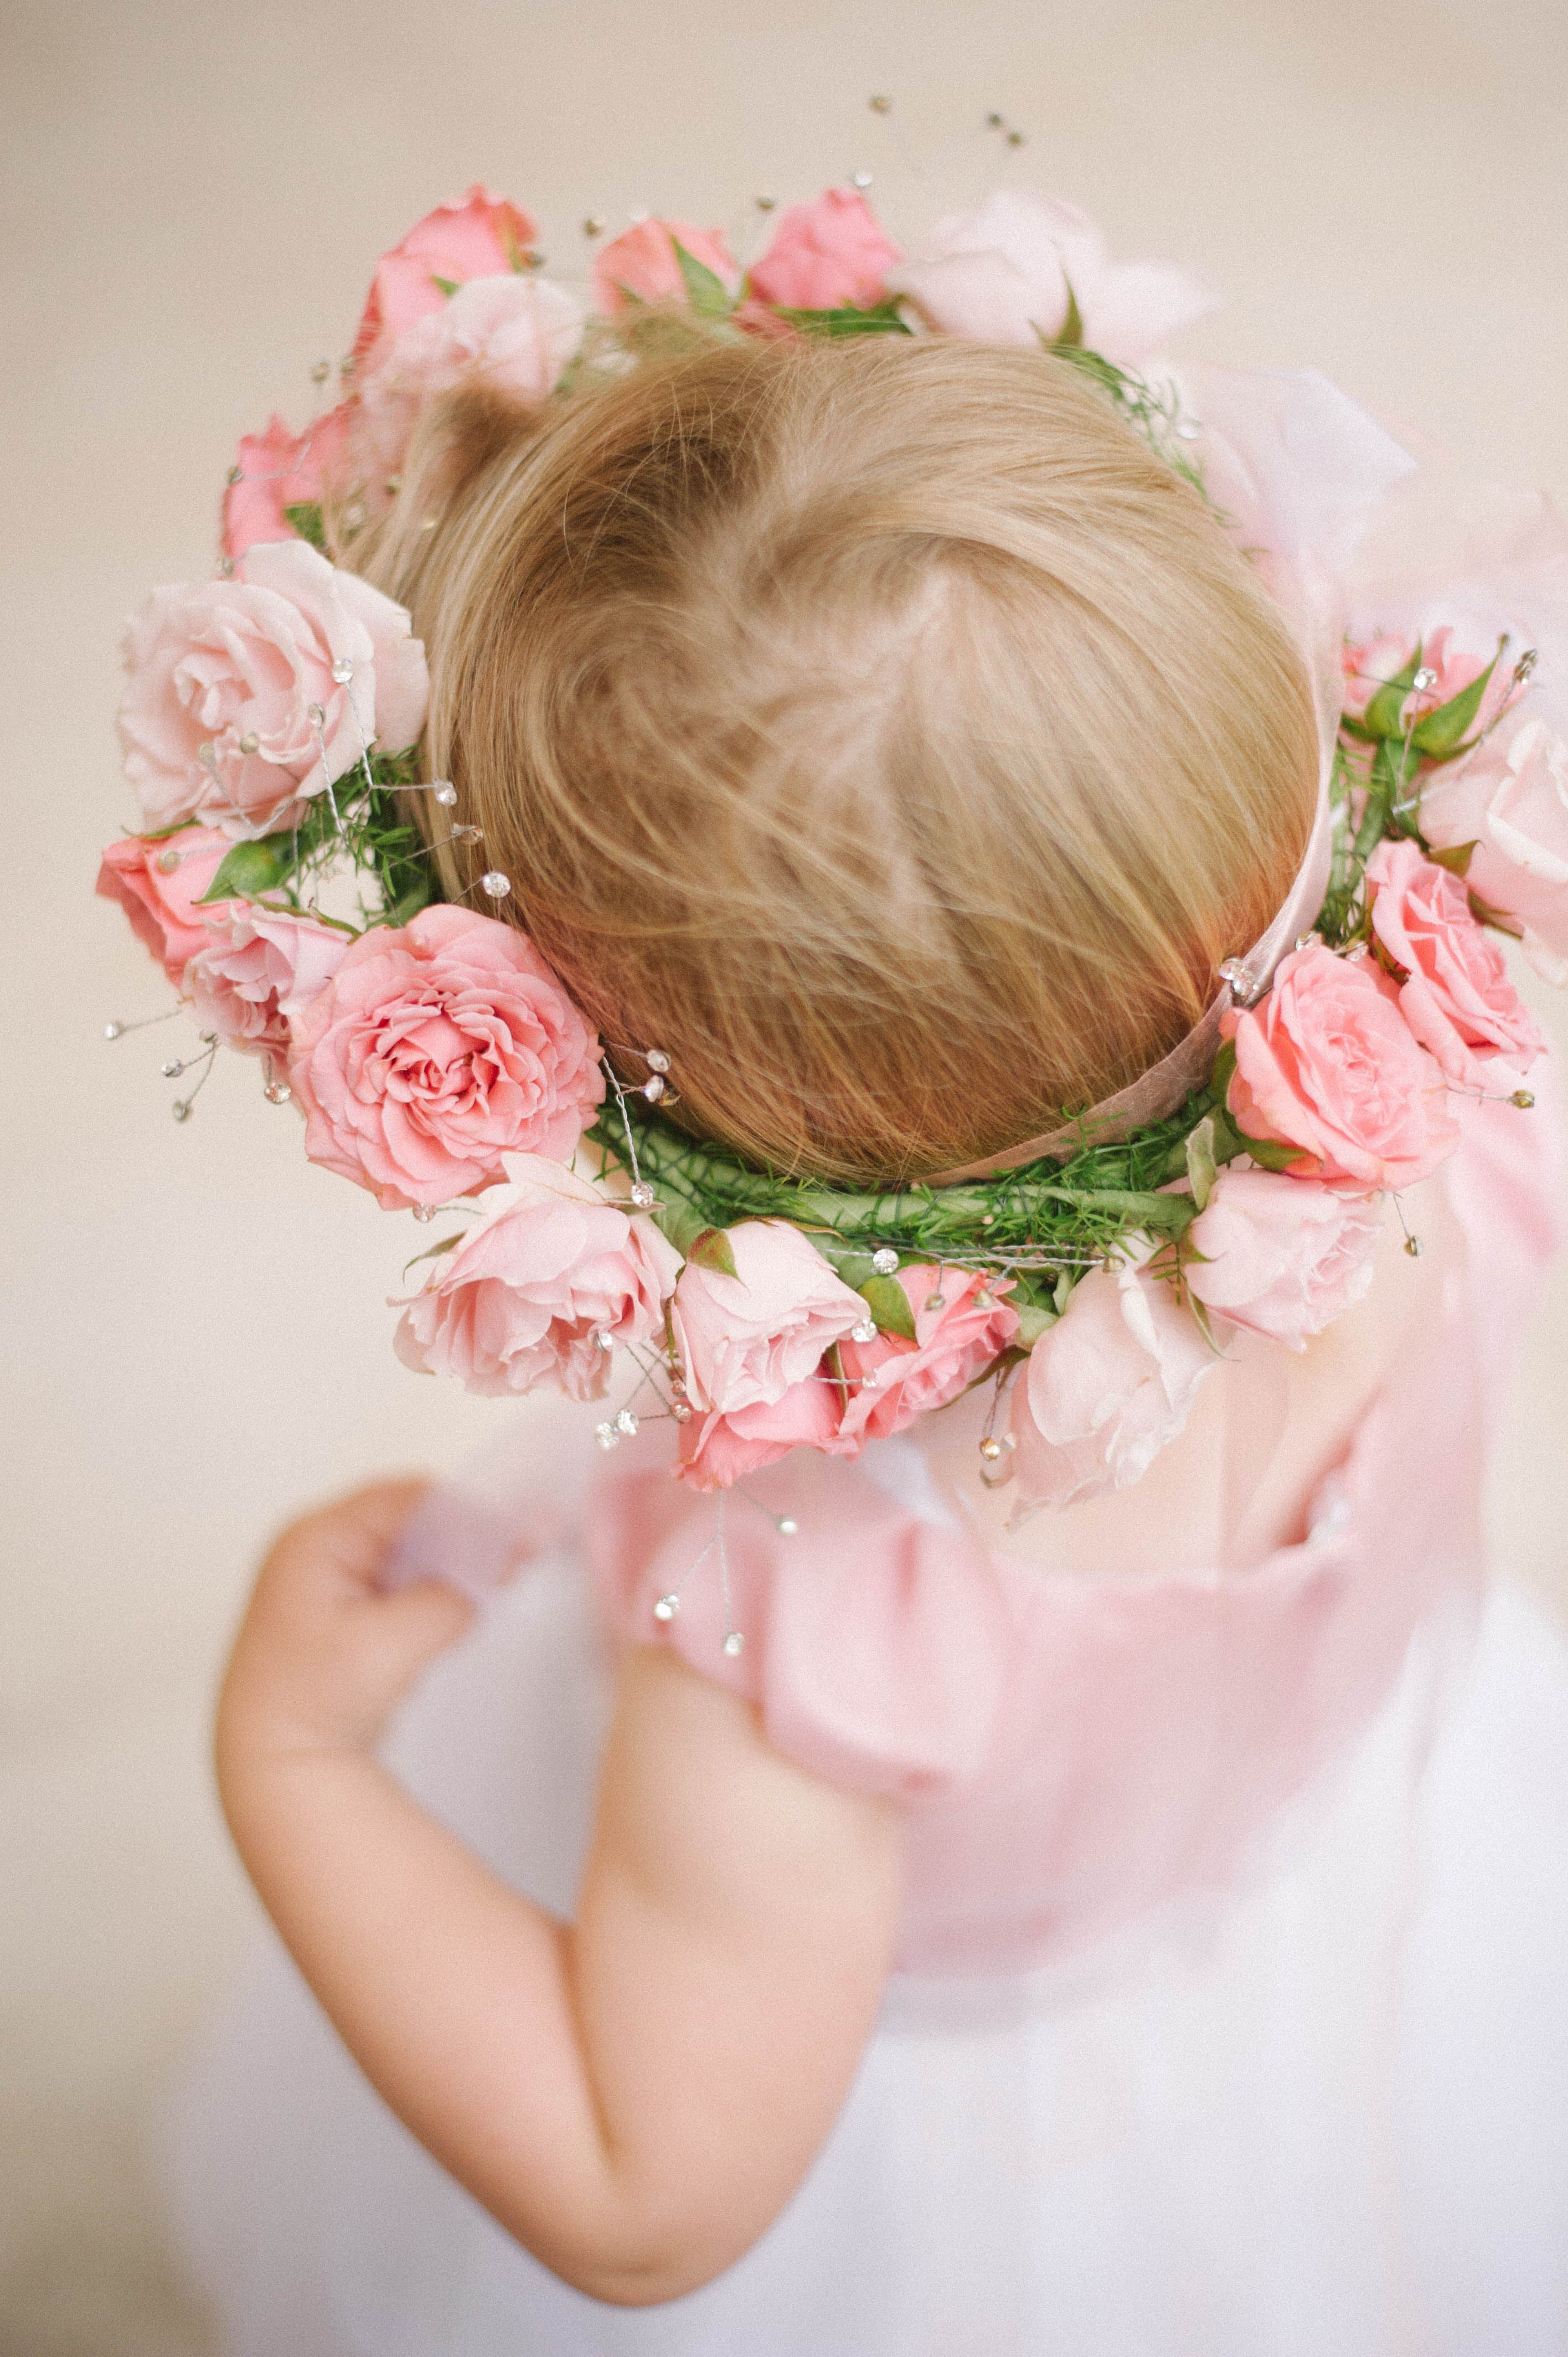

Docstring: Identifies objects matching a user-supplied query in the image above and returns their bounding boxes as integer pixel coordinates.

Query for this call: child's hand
[218,1480,476,1763]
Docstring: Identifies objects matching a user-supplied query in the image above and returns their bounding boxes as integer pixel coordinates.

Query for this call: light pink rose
[287,905,604,1210]
[746,187,901,312]
[95,826,234,985]
[117,539,429,839]
[883,189,1217,364]
[1185,1169,1381,1351]
[1224,943,1459,1189]
[221,403,355,561]
[1420,715,1568,984]
[673,1219,866,1411]
[1366,837,1545,1087]
[393,1154,681,1400]
[677,1368,847,1491]
[1341,623,1519,737]
[358,274,585,481]
[835,1267,1019,1443]
[1009,1244,1215,1509]
[186,904,350,1054]
[353,186,539,372]
[592,218,741,315]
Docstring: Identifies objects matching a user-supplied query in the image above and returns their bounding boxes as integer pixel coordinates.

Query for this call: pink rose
[592,218,740,315]
[186,904,350,1054]
[677,1370,847,1491]
[1420,716,1568,984]
[357,274,585,481]
[117,539,428,838]
[1224,943,1459,1189]
[1341,624,1519,738]
[746,187,901,312]
[1009,1245,1215,1509]
[353,186,539,372]
[394,1155,681,1400]
[221,403,355,561]
[95,826,234,984]
[1366,837,1545,1087]
[883,189,1217,364]
[287,904,604,1210]
[835,1267,1019,1443]
[1185,1169,1381,1351]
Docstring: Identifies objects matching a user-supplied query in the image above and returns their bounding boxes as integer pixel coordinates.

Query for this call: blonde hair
[353,337,1318,1182]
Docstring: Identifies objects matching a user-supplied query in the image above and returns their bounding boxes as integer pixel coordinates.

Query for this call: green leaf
[1232,1129,1306,1174]
[1013,1303,1057,1349]
[671,239,735,320]
[1411,643,1504,758]
[857,1273,917,1341]
[282,500,327,551]
[401,1232,464,1279]
[378,873,434,928]
[1427,840,1476,878]
[431,274,461,297]
[686,1225,739,1278]
[1184,1114,1219,1211]
[775,299,912,339]
[199,832,296,903]
[1359,645,1423,740]
[1055,277,1084,349]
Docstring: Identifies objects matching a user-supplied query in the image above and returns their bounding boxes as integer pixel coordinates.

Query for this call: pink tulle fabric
[586,1090,1559,1976]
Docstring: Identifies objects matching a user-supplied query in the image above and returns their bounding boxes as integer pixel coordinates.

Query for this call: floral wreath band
[97,167,1564,1547]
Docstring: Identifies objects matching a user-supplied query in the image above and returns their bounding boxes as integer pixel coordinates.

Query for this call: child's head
[360,338,1318,1181]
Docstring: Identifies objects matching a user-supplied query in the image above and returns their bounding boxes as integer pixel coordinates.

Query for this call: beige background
[3,2,1567,2348]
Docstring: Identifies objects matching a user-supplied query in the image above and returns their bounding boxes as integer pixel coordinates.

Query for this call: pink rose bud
[117,540,429,839]
[185,905,350,1056]
[883,189,1217,364]
[1365,837,1545,1088]
[95,825,234,985]
[746,187,901,313]
[1009,1244,1216,1510]
[357,274,586,482]
[287,905,604,1211]
[394,1155,682,1401]
[221,402,355,562]
[353,186,540,374]
[675,1367,849,1492]
[835,1267,1019,1444]
[1185,1169,1382,1351]
[1223,943,1460,1190]
[592,218,740,316]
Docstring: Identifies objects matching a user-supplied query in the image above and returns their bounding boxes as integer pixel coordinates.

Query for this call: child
[111,191,1568,2352]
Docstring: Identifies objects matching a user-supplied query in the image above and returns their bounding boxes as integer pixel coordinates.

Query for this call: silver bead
[1514,649,1539,683]
[755,193,777,212]
[669,1371,687,1396]
[307,703,326,725]
[432,781,458,807]
[979,1435,1003,1461]
[1174,419,1203,441]
[613,1409,639,1438]
[1295,930,1321,954]
[641,1074,667,1103]
[226,464,243,485]
[670,1400,693,1423]
[723,1631,745,1656]
[1512,1089,1536,1109]
[479,871,512,900]
[412,1202,436,1222]
[980,1213,995,1227]
[868,92,892,112]
[986,110,1004,127]
[330,658,354,685]
[645,1048,672,1074]
[925,1291,946,1313]
[385,475,402,495]
[850,1318,878,1344]
[776,1516,799,1537]
[264,1077,292,1105]
[1219,956,1257,1001]
[157,847,182,873]
[593,1326,615,1351]
[851,170,874,189]
[239,731,260,754]
[452,824,484,842]
[1411,666,1438,693]
[102,1020,123,1040]
[630,1181,656,1208]
[171,1099,191,1123]
[861,1365,881,1386]
[161,1058,183,1077]
[582,215,605,238]
[870,1247,899,1275]
[595,1422,620,1450]
[653,1593,679,1620]
[1005,129,1025,147]
[1404,1234,1423,1258]
[217,557,234,577]
[973,1289,995,1310]
[310,359,331,385]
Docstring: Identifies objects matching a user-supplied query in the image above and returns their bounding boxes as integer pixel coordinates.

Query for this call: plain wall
[3,2,1566,2346]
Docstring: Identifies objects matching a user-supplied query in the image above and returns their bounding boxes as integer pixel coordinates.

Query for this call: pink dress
[170,1088,1568,2356]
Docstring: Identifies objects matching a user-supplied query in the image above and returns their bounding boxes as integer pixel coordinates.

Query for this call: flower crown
[98,177,1565,1530]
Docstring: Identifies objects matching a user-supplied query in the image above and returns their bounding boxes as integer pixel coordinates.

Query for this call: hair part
[354,337,1319,1183]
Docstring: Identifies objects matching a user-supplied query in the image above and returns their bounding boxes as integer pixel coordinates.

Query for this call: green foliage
[1045,341,1209,501]
[198,744,432,927]
[282,501,327,551]
[858,1273,917,1339]
[672,239,736,320]
[775,299,913,338]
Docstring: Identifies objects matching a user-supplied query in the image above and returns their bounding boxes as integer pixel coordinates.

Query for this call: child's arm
[215,1481,904,2307]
